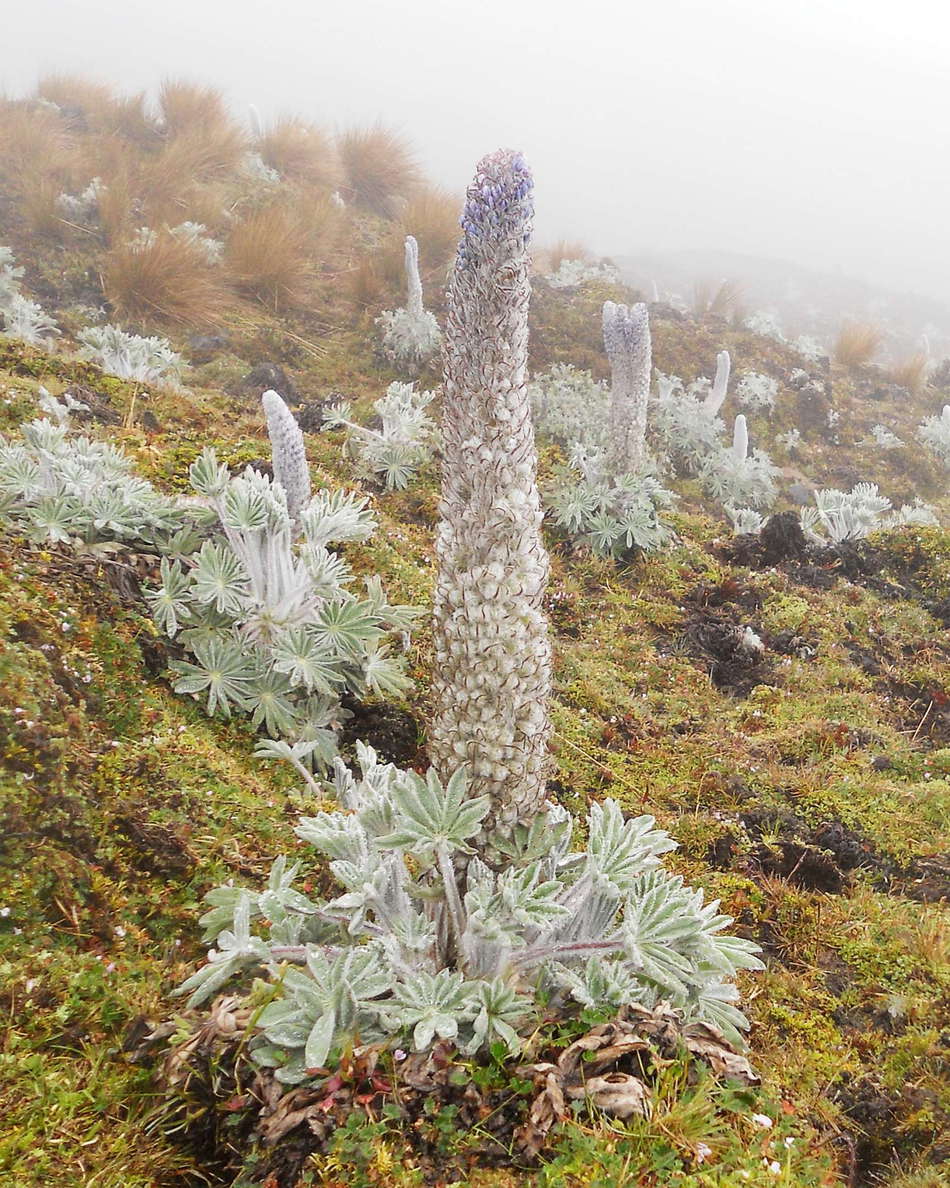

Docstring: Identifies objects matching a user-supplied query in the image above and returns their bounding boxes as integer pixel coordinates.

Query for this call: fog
[6,0,949,303]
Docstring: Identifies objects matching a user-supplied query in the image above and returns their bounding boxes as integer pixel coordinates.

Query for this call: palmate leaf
[460,978,532,1056]
[388,969,477,1051]
[190,540,249,615]
[148,557,193,637]
[620,872,703,996]
[175,893,271,1007]
[360,645,412,698]
[301,488,376,550]
[271,625,344,694]
[189,447,230,499]
[377,767,490,857]
[258,947,391,1073]
[170,637,257,717]
[312,599,384,659]
[244,670,302,738]
[586,799,677,894]
[549,955,649,1010]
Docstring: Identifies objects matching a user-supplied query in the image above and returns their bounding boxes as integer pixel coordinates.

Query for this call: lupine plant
[176,743,763,1078]
[546,303,675,558]
[326,381,438,490]
[0,417,186,547]
[868,424,904,450]
[0,294,60,346]
[735,371,778,412]
[653,371,727,474]
[918,405,950,468]
[0,247,59,346]
[528,363,610,457]
[545,258,620,289]
[173,151,763,1090]
[149,391,417,752]
[801,484,937,543]
[429,150,551,841]
[0,247,24,306]
[698,414,777,509]
[77,324,183,384]
[377,235,442,369]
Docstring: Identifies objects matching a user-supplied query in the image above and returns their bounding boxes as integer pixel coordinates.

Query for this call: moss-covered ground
[0,269,948,1187]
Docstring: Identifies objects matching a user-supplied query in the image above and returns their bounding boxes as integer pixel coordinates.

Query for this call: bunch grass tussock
[889,351,930,395]
[37,74,156,144]
[103,231,230,326]
[692,277,744,323]
[540,238,591,273]
[223,202,317,310]
[257,117,340,190]
[0,101,78,186]
[834,320,882,368]
[337,123,419,217]
[395,186,461,276]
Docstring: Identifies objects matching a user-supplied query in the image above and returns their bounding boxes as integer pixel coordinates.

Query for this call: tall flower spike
[732,414,749,462]
[430,149,552,844]
[703,350,731,416]
[405,235,423,320]
[262,389,311,518]
[603,301,652,477]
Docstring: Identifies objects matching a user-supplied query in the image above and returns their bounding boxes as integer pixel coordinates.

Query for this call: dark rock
[787,482,814,507]
[140,410,161,432]
[237,362,300,404]
[187,333,230,364]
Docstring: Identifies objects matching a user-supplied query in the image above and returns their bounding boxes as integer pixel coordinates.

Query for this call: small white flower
[695,1142,712,1164]
[752,1113,773,1129]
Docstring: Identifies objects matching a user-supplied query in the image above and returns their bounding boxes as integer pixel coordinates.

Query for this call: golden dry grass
[346,256,387,313]
[542,239,590,273]
[18,174,63,236]
[158,79,231,136]
[337,124,419,218]
[692,277,744,322]
[38,75,155,143]
[395,186,460,274]
[103,231,229,325]
[224,202,316,310]
[0,101,77,184]
[889,351,930,395]
[258,118,340,190]
[834,320,882,368]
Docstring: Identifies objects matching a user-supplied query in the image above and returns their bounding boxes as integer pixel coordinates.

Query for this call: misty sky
[5,0,949,301]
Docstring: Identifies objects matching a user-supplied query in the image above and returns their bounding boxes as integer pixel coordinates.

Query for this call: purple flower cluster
[457,150,534,263]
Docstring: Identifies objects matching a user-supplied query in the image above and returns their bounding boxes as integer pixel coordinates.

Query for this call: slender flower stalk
[429,149,552,843]
[703,350,731,416]
[404,235,424,319]
[603,301,651,478]
[262,389,311,518]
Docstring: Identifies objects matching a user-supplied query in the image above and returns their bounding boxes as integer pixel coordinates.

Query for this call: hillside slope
[0,81,948,1187]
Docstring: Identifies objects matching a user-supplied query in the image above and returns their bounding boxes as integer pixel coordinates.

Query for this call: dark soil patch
[339,697,422,767]
[741,806,883,893]
[112,811,195,879]
[676,608,771,696]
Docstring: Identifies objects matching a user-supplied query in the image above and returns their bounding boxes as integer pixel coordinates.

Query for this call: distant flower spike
[603,301,651,477]
[732,414,749,462]
[377,236,441,369]
[262,389,311,519]
[405,235,423,319]
[703,350,731,417]
[430,149,552,843]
